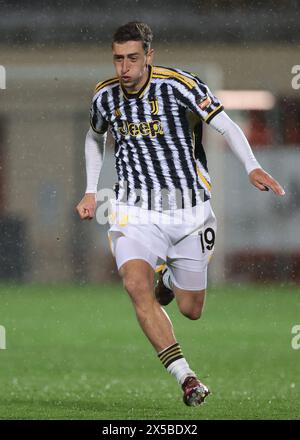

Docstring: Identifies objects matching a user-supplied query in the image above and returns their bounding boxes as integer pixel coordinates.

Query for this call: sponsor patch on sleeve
[197,94,212,110]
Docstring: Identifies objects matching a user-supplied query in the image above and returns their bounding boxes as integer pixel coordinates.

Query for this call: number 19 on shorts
[198,227,215,253]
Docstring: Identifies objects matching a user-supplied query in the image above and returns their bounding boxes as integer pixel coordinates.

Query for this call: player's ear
[147,48,154,65]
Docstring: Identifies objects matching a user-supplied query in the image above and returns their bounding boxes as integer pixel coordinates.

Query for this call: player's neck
[123,66,150,93]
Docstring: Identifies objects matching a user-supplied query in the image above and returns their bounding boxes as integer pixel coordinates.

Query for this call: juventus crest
[149,98,159,115]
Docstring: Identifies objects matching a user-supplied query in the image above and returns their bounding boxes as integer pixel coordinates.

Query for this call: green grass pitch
[0,283,299,420]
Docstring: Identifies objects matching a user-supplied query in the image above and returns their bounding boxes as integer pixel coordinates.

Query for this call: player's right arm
[76,128,106,220]
[76,91,108,220]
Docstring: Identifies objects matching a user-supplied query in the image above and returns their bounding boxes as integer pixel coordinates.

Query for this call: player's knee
[123,276,152,301]
[180,307,203,320]
[178,294,205,320]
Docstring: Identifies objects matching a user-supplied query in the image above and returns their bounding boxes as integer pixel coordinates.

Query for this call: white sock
[158,342,196,385]
[167,358,196,385]
[162,268,173,290]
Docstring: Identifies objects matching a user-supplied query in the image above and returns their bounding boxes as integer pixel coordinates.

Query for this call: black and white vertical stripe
[90,66,223,211]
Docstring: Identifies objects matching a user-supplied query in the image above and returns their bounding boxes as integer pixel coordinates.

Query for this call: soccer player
[76,22,285,406]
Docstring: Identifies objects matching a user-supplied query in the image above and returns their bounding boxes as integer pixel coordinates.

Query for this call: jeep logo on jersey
[118,120,164,138]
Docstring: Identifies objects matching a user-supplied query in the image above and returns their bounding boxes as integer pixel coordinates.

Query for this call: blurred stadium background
[1,0,300,285]
[0,0,300,420]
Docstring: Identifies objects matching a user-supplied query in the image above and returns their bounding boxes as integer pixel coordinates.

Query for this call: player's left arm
[209,111,285,196]
[178,78,285,196]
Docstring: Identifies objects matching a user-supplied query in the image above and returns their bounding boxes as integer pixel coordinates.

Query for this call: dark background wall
[1,0,299,46]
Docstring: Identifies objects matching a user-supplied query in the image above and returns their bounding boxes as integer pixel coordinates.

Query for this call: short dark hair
[113,22,153,53]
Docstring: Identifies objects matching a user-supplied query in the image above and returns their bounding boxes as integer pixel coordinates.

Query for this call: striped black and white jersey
[90,65,224,211]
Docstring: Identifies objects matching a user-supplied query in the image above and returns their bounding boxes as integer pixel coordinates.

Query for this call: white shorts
[108,200,217,290]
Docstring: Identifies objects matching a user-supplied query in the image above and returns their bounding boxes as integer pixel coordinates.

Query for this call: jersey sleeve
[89,94,109,134]
[174,75,224,124]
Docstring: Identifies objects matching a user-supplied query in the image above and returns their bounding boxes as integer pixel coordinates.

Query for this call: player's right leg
[115,235,175,351]
[119,259,176,351]
[154,265,211,405]
[114,235,204,404]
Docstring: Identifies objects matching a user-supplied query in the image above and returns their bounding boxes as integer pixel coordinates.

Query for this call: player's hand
[249,168,285,196]
[76,193,97,220]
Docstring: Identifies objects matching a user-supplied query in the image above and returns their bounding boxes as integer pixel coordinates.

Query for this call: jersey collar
[121,65,153,100]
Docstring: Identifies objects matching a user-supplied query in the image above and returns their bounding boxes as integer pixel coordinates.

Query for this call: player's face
[112,41,154,92]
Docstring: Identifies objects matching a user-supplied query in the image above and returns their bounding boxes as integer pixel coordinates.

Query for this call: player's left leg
[175,288,206,320]
[155,199,216,311]
[155,267,206,320]
[166,265,207,320]
[154,265,175,306]
[155,266,206,319]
